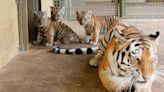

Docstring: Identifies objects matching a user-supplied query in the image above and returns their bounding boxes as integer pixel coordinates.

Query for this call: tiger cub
[98,24,160,92]
[50,6,65,22]
[76,10,121,45]
[33,6,65,45]
[45,18,84,46]
[33,10,49,45]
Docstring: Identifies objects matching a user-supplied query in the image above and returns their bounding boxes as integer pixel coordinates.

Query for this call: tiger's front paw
[45,43,53,47]
[89,41,97,46]
[32,41,38,45]
[89,58,99,67]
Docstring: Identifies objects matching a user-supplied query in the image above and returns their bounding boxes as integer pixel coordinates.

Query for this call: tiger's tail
[50,45,98,55]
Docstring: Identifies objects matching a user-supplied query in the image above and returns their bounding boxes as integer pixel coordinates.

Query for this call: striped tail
[50,46,98,55]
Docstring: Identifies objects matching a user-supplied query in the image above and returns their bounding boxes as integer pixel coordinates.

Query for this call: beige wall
[41,0,53,17]
[0,1,19,69]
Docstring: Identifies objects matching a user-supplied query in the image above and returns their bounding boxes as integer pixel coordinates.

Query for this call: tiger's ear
[86,10,92,17]
[50,6,53,10]
[59,7,65,14]
[42,10,48,16]
[148,31,160,45]
[33,11,38,17]
[76,10,79,16]
[114,28,127,43]
[86,10,92,22]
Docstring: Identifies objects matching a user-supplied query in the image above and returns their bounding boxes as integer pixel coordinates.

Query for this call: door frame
[16,0,29,51]
[16,0,41,51]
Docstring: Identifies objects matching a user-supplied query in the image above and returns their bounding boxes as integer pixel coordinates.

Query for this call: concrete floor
[0,20,164,92]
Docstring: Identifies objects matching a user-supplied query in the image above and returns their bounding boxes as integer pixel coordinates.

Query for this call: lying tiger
[76,10,121,45]
[50,22,160,92]
[95,23,160,92]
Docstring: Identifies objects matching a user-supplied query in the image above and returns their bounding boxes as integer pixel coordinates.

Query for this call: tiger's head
[76,10,92,26]
[115,28,160,87]
[33,10,49,33]
[50,6,65,22]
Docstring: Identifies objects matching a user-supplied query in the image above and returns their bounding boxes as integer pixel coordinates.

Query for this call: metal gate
[66,0,164,20]
[67,0,119,20]
[122,0,164,19]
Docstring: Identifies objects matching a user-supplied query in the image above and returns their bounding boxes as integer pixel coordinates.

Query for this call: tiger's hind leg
[60,38,70,44]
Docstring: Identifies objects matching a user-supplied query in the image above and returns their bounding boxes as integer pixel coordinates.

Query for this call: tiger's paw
[89,41,97,46]
[32,41,38,45]
[45,43,53,47]
[89,58,99,67]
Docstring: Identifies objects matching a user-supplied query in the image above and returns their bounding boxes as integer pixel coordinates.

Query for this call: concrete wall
[0,1,19,69]
[41,0,53,17]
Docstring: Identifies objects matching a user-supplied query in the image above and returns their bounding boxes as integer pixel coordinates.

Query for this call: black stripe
[113,49,115,55]
[116,51,120,61]
[101,41,107,49]
[87,48,93,54]
[119,67,126,72]
[75,49,83,54]
[118,64,126,73]
[104,37,108,44]
[122,85,135,92]
[134,43,140,47]
[57,49,60,54]
[109,30,113,40]
[126,45,130,51]
[65,50,73,54]
[121,52,125,62]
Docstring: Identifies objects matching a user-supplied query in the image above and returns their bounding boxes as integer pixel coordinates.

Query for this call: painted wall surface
[41,0,53,17]
[0,0,19,69]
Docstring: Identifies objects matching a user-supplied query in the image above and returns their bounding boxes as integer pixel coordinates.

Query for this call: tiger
[45,18,84,46]
[33,6,67,45]
[33,10,49,45]
[96,24,160,92]
[50,6,65,22]
[76,10,121,45]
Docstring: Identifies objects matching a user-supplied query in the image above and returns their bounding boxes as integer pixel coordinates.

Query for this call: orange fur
[98,24,159,92]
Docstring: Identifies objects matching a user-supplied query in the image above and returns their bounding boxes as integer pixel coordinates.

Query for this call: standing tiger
[76,10,121,45]
[50,23,160,92]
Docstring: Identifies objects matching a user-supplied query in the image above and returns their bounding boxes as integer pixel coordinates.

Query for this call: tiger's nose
[142,74,150,81]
